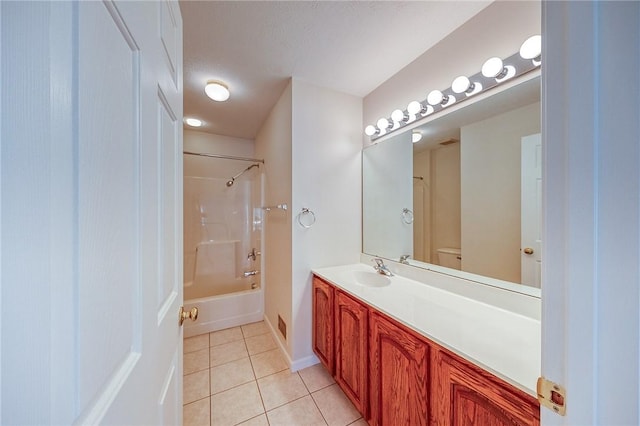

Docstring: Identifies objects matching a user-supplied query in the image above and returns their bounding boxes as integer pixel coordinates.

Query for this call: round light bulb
[205,81,230,102]
[520,35,541,60]
[407,101,422,115]
[376,118,390,130]
[391,109,407,123]
[412,131,422,143]
[451,76,471,94]
[427,90,444,106]
[364,125,378,136]
[184,117,203,127]
[482,57,504,78]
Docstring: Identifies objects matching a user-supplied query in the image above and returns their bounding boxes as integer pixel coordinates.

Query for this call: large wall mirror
[363,74,541,296]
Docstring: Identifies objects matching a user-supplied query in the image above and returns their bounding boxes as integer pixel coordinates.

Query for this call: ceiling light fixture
[412,131,423,143]
[364,34,541,142]
[205,80,230,102]
[184,118,203,127]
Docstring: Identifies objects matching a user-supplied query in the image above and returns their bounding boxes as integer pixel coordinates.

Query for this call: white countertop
[312,263,541,397]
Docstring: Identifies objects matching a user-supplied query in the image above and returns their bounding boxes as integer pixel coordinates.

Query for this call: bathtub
[183,287,264,338]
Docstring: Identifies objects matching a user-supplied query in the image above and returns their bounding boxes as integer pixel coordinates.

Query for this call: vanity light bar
[365,35,541,141]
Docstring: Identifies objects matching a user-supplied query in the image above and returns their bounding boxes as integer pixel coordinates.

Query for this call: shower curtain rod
[183,151,265,164]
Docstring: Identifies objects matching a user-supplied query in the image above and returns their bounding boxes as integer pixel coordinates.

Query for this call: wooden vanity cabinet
[369,311,430,426]
[431,348,540,426]
[312,276,334,374]
[334,290,369,417]
[311,274,540,426]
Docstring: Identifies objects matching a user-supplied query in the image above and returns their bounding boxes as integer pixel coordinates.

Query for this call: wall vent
[277,315,287,339]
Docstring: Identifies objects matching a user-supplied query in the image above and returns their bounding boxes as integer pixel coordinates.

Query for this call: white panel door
[1,1,183,424]
[521,133,542,288]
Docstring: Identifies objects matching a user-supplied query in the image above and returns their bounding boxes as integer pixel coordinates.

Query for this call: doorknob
[523,247,534,255]
[179,306,199,326]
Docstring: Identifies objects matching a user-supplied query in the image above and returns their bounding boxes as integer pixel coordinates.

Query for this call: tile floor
[183,321,368,426]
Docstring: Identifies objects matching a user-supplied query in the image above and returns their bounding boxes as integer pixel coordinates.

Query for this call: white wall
[363,1,541,144]
[460,102,540,283]
[290,79,362,366]
[255,82,294,357]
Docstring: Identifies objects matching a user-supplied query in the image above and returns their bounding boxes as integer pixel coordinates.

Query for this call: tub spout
[243,270,260,277]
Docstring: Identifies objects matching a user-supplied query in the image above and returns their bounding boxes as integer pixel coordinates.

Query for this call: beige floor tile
[250,348,288,379]
[210,381,264,426]
[299,363,335,392]
[266,395,326,426]
[183,397,210,426]
[237,413,269,426]
[245,333,276,355]
[210,339,248,367]
[210,326,243,347]
[312,384,361,426]
[184,348,209,375]
[184,369,210,405]
[347,418,368,426]
[257,370,309,411]
[184,334,209,354]
[210,357,255,395]
[241,321,269,338]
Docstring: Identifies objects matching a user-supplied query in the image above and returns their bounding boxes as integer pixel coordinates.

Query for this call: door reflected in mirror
[362,75,542,293]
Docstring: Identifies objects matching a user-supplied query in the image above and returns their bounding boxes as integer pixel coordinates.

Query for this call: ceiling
[180,1,492,140]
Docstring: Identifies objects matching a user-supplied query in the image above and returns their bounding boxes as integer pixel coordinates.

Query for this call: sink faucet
[399,254,410,265]
[372,258,393,276]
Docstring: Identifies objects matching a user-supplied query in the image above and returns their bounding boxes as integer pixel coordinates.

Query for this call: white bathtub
[183,287,264,338]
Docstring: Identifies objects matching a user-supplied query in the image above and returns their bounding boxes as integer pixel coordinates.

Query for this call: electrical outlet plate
[537,377,566,416]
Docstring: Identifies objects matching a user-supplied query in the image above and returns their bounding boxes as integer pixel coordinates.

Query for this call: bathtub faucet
[243,270,260,277]
[247,248,260,261]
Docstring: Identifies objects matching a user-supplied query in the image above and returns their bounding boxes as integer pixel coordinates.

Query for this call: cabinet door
[335,290,369,416]
[370,312,429,426]
[312,276,335,374]
[432,350,540,426]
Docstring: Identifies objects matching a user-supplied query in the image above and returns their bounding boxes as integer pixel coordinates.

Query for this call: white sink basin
[352,271,391,287]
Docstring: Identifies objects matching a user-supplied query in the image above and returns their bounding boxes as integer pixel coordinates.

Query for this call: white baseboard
[263,316,320,372]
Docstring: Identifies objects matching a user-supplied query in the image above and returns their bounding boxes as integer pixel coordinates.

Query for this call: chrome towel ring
[401,208,414,224]
[297,208,316,229]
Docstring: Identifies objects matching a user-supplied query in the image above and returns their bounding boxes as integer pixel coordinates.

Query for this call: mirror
[363,75,541,294]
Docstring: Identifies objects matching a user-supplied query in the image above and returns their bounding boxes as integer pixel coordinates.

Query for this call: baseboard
[263,316,320,372]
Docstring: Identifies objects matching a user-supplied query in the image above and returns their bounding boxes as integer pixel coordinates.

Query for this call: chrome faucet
[243,270,260,277]
[372,258,393,276]
[399,254,410,265]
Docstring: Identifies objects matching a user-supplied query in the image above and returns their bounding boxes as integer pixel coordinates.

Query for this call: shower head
[225,163,259,188]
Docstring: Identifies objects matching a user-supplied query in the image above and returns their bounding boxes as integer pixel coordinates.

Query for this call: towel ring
[401,208,414,224]
[297,208,316,229]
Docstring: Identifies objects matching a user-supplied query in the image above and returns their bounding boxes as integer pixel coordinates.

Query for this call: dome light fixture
[205,80,230,102]
[412,131,423,143]
[184,117,203,127]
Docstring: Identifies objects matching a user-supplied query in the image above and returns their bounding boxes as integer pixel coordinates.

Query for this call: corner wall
[254,82,294,357]
[291,79,362,367]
